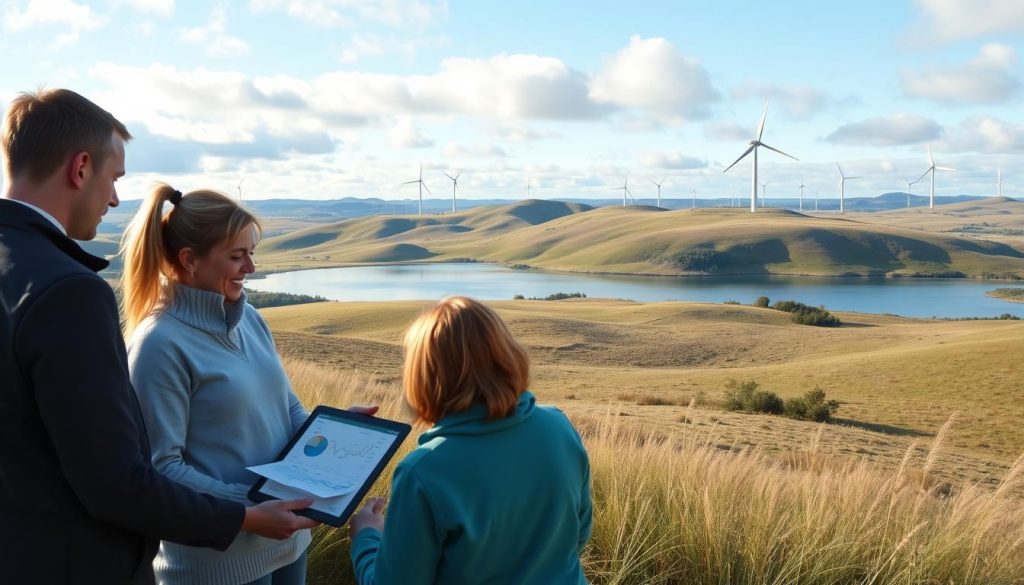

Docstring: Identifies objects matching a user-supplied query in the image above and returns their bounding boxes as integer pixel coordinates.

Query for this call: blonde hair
[119,183,261,337]
[402,296,529,424]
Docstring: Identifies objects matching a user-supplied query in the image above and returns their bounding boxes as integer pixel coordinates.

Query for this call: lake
[246,263,1024,319]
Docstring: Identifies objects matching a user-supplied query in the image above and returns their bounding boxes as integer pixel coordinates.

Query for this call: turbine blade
[936,166,956,171]
[915,168,932,184]
[443,172,455,181]
[759,142,798,161]
[836,162,845,178]
[756,101,769,141]
[927,145,934,167]
[455,172,462,180]
[723,145,756,173]
[422,182,432,196]
[402,180,419,185]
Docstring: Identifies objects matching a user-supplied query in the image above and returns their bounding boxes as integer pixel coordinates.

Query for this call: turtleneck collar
[164,282,248,338]
[418,391,536,444]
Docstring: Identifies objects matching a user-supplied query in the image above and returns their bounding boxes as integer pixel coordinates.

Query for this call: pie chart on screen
[304,435,328,457]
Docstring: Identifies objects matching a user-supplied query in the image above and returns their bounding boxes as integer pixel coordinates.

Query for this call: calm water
[246,263,1024,319]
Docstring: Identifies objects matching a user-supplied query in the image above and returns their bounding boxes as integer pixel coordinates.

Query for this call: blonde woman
[349,296,593,584]
[120,184,317,585]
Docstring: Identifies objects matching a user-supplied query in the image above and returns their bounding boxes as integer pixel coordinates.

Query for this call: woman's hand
[349,496,386,538]
[348,405,379,416]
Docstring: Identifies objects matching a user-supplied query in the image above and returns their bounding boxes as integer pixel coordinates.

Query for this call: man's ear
[67,151,90,189]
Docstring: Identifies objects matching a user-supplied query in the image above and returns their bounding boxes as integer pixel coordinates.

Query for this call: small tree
[754,296,770,308]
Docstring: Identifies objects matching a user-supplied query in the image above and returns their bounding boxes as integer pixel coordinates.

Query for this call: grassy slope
[258,201,1024,278]
[262,300,1024,484]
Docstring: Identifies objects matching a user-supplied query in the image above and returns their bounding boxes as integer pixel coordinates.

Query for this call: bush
[791,307,841,327]
[754,296,770,308]
[660,248,731,272]
[723,379,784,415]
[513,294,525,300]
[771,299,842,327]
[529,292,586,301]
[243,289,327,308]
[784,387,841,422]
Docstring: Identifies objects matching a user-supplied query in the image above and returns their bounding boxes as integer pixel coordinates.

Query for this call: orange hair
[402,296,529,424]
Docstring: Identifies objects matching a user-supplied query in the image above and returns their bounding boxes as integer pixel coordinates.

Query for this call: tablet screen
[248,406,411,526]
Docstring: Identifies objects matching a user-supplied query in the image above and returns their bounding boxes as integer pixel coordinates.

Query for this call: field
[256,198,1024,279]
[264,300,1024,490]
[272,299,1024,584]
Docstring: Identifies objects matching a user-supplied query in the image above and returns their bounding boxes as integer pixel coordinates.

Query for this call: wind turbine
[815,190,820,211]
[760,182,768,208]
[996,167,1005,198]
[403,162,431,215]
[916,145,955,209]
[903,176,920,208]
[798,176,806,212]
[650,177,666,208]
[836,163,861,214]
[613,174,633,206]
[236,175,245,203]
[723,101,799,213]
[525,174,532,199]
[443,170,461,213]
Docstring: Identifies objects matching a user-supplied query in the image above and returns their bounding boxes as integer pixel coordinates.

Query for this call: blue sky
[1,0,1022,202]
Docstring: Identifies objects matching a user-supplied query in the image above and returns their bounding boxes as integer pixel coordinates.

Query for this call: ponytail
[119,183,177,337]
[119,182,261,338]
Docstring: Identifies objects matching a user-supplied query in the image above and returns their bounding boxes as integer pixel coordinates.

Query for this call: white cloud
[179,4,249,57]
[338,32,448,63]
[730,83,830,119]
[941,116,1024,153]
[389,116,433,148]
[912,0,1024,43]
[639,151,707,170]
[249,0,448,29]
[441,142,507,159]
[112,0,174,17]
[489,125,558,143]
[703,121,750,141]
[825,113,943,146]
[901,44,1020,104]
[3,0,106,48]
[589,36,720,120]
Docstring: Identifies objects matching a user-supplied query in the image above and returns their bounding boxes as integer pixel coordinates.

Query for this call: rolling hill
[258,201,1024,279]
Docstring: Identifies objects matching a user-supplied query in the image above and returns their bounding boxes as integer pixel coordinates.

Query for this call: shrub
[754,296,770,308]
[243,289,327,308]
[723,379,784,415]
[772,299,808,313]
[784,387,841,422]
[529,292,587,301]
[791,307,841,327]
[660,248,731,272]
[513,294,525,300]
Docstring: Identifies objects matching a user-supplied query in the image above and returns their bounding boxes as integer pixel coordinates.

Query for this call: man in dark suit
[0,89,317,584]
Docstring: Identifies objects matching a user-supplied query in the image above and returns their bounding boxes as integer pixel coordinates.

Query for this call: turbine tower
[904,176,920,208]
[723,101,799,213]
[236,175,245,203]
[996,167,1004,198]
[690,186,696,209]
[613,174,632,206]
[815,190,819,211]
[799,176,806,212]
[916,145,955,209]
[443,170,461,213]
[760,182,768,208]
[403,162,431,215]
[650,177,666,208]
[525,174,532,199]
[836,162,862,214]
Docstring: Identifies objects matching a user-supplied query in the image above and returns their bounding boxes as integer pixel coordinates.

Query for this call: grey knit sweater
[127,284,311,585]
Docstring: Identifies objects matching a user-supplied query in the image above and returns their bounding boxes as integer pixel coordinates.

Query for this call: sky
[1,0,1022,202]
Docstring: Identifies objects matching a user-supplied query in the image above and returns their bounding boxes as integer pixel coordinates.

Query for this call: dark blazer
[0,200,245,585]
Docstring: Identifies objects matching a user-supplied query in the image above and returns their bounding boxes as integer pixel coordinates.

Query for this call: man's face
[68,132,125,241]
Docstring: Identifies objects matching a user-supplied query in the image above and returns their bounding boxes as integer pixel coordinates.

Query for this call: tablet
[247,406,411,527]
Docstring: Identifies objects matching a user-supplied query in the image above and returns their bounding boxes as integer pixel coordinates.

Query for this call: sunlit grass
[285,359,1024,585]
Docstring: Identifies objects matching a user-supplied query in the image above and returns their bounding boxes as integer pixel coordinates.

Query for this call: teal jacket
[351,391,592,584]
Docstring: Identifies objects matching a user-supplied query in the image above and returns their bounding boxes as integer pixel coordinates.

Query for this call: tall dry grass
[283,359,1024,585]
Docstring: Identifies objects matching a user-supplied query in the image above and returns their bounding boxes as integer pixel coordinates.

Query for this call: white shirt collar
[7,199,67,236]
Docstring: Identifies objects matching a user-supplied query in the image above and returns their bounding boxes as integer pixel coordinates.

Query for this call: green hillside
[259,203,1024,279]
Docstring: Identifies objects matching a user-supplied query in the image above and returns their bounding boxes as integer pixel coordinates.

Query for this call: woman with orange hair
[349,296,592,584]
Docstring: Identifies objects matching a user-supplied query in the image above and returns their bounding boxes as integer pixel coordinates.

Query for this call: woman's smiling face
[190,224,257,302]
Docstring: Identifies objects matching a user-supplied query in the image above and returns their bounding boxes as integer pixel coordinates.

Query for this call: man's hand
[348,405,379,416]
[242,498,320,539]
[349,497,386,539]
